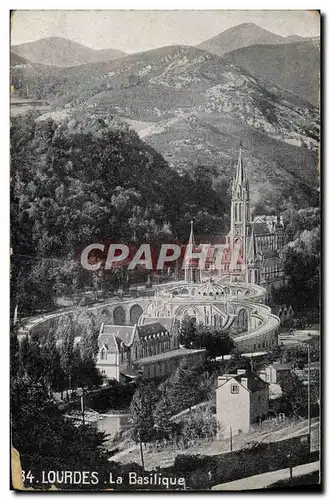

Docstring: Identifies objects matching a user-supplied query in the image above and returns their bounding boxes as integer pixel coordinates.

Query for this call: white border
[1,3,326,498]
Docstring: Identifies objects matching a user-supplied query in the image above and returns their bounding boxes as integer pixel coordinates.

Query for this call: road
[212,461,320,490]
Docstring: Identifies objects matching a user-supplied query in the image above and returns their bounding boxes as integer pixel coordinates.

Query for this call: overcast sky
[11,10,320,53]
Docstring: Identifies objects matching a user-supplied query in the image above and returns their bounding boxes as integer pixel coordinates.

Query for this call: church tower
[230,144,251,242]
[185,221,200,283]
[229,145,253,282]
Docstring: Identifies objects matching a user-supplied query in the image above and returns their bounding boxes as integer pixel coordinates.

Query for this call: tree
[166,360,202,414]
[181,406,217,441]
[280,373,307,417]
[178,316,198,348]
[129,383,157,444]
[11,373,110,489]
[57,316,75,393]
[153,393,174,440]
[195,324,234,359]
[40,339,65,393]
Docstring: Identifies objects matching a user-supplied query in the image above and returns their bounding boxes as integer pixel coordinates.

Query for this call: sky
[11,10,320,53]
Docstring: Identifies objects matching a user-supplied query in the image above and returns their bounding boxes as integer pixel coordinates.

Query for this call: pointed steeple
[236,142,244,185]
[185,220,200,283]
[188,220,195,247]
[232,142,249,201]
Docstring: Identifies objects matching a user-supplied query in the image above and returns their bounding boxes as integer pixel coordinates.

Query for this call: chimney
[241,377,248,388]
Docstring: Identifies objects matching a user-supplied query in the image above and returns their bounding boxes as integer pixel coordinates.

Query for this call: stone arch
[238,308,248,330]
[113,306,126,325]
[129,304,143,325]
[176,305,199,320]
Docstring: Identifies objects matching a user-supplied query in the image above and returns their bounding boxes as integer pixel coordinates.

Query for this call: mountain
[11,36,126,67]
[10,44,319,212]
[223,38,320,106]
[10,52,30,65]
[197,22,308,56]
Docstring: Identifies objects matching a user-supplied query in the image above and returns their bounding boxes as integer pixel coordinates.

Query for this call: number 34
[22,470,35,483]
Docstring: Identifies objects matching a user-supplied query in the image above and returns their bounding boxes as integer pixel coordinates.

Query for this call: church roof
[141,317,174,333]
[101,324,136,347]
[137,322,169,338]
[196,279,226,297]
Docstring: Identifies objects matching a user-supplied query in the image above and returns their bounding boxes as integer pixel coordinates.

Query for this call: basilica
[96,147,285,382]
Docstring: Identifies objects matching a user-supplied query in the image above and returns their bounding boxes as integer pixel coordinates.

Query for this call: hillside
[10,44,320,212]
[11,36,126,67]
[10,52,30,65]
[196,22,307,57]
[224,38,320,106]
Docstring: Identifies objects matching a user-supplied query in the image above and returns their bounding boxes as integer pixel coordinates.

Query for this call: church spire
[188,220,195,247]
[232,142,249,201]
[236,142,244,185]
[185,220,199,283]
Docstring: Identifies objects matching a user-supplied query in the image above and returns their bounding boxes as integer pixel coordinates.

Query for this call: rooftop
[133,347,205,365]
[101,324,135,347]
[218,370,268,393]
[141,316,175,333]
[137,322,169,338]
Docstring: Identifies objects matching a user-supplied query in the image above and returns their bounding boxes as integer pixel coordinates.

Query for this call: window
[231,384,239,394]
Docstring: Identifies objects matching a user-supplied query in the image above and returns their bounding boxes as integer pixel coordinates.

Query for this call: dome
[196,280,226,297]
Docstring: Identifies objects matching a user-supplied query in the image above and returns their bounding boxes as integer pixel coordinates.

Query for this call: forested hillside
[10,111,230,314]
[11,44,319,211]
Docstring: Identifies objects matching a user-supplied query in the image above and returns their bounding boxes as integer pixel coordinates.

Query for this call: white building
[216,369,269,438]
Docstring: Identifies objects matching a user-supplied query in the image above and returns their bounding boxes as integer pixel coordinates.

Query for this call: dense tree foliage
[179,316,234,359]
[11,373,110,489]
[11,112,229,316]
[13,324,102,396]
[129,382,157,444]
[129,360,215,444]
[273,207,320,316]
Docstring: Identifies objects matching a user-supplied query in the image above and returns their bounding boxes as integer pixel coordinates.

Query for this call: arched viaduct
[18,281,280,354]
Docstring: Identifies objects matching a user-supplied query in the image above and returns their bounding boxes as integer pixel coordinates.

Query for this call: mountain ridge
[196,22,314,56]
[10,43,319,212]
[223,38,320,106]
[11,36,126,67]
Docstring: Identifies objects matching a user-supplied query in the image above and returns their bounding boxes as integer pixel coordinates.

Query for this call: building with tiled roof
[97,320,205,381]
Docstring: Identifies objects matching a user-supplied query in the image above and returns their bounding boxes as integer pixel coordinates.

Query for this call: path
[212,461,319,490]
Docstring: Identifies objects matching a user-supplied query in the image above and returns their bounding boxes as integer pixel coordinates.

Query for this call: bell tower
[229,144,253,282]
[230,144,251,242]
